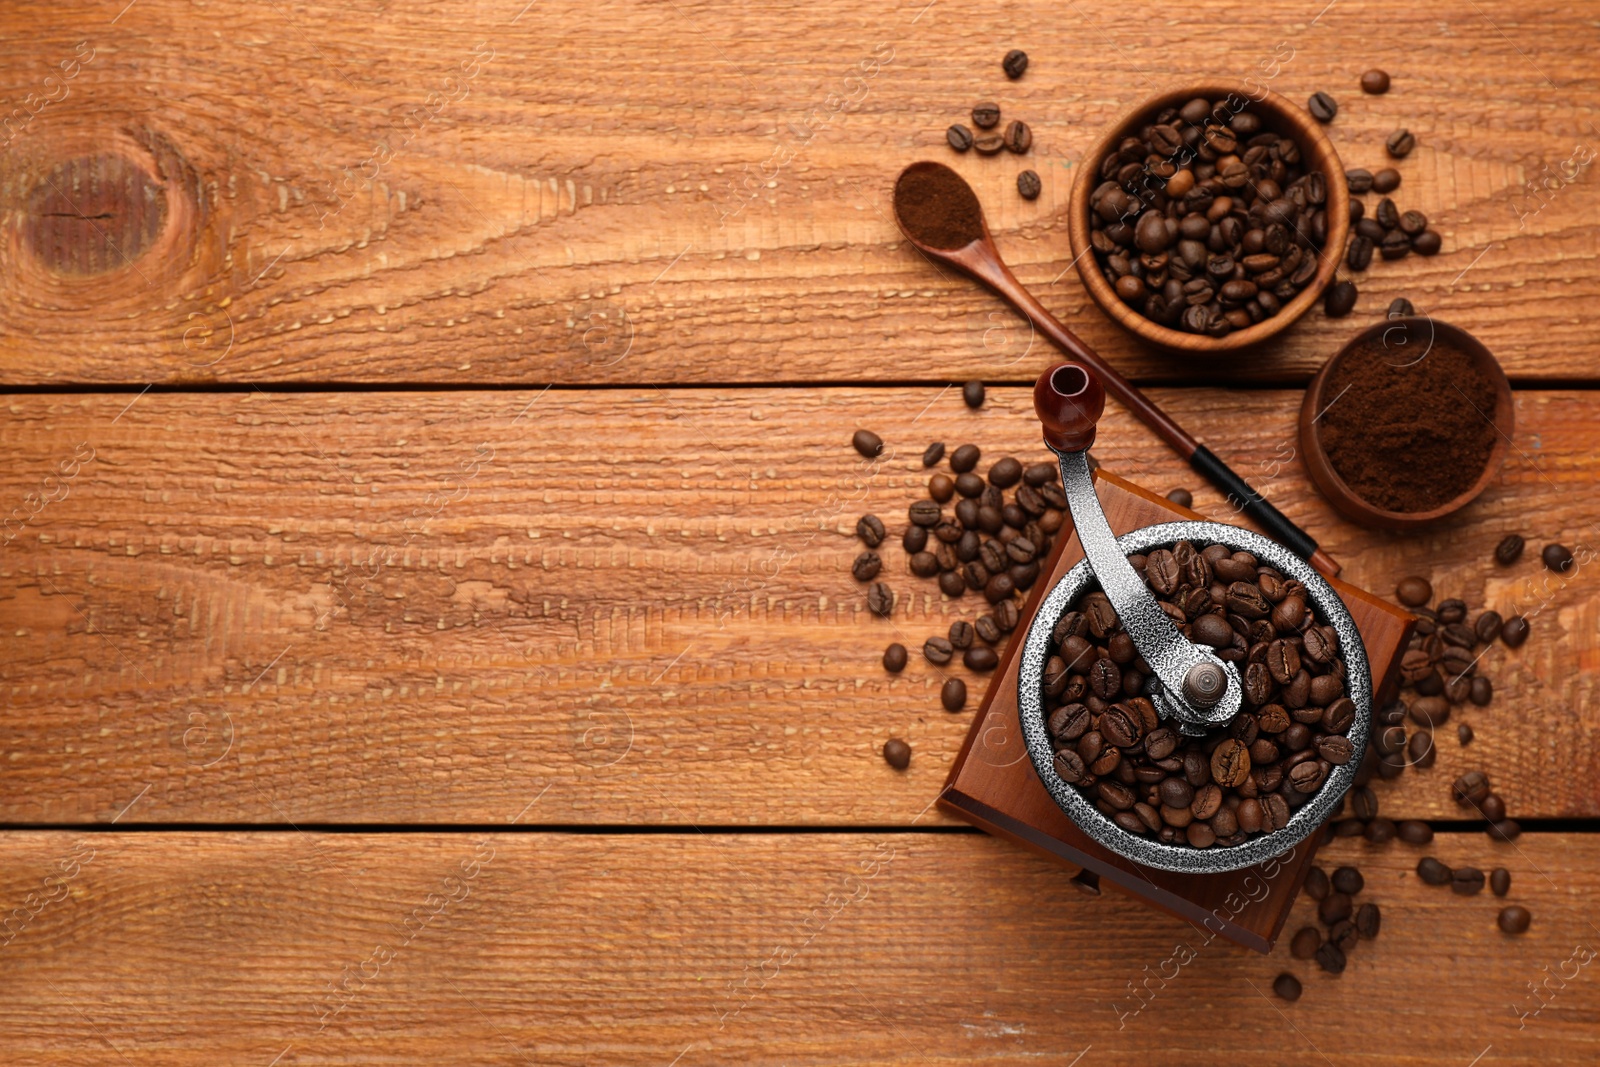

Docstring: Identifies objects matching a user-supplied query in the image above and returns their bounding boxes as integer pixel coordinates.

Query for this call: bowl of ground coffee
[1299,317,1513,528]
[1068,83,1349,353]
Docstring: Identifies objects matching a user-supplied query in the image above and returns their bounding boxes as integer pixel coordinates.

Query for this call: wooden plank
[1,387,1594,823]
[0,830,1595,1064]
[1,1,1598,385]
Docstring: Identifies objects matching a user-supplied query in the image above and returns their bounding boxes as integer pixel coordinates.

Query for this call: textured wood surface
[2,387,1594,824]
[1,1,1598,384]
[0,831,1595,1065]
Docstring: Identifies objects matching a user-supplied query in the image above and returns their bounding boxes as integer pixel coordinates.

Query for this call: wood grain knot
[23,154,168,275]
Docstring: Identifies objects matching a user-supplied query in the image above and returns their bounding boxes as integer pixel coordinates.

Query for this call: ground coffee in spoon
[1315,336,1499,513]
[895,164,983,250]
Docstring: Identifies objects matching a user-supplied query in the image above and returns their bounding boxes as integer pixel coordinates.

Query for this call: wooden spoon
[892,160,1339,577]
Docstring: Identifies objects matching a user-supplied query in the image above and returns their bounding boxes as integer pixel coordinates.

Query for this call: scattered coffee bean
[1386,129,1416,158]
[1480,794,1506,822]
[883,643,908,673]
[972,102,1001,129]
[950,443,981,473]
[1387,297,1415,318]
[1291,926,1321,959]
[1365,817,1397,844]
[903,525,927,553]
[1360,69,1391,94]
[1325,280,1358,317]
[1501,615,1530,648]
[1417,857,1452,885]
[852,429,884,458]
[974,133,1005,155]
[1002,49,1029,79]
[947,124,974,153]
[941,677,967,712]
[883,737,911,770]
[962,380,986,409]
[1397,819,1434,845]
[1017,169,1042,200]
[867,582,895,617]
[922,441,946,467]
[1372,167,1401,193]
[923,636,954,665]
[1315,940,1346,975]
[1355,901,1381,940]
[857,514,886,547]
[947,620,974,650]
[1498,905,1532,934]
[1490,868,1512,897]
[964,646,999,672]
[1003,120,1032,154]
[1469,676,1493,706]
[1332,866,1364,895]
[1494,534,1525,565]
[1346,167,1374,193]
[852,551,882,581]
[1272,973,1303,1002]
[1451,866,1486,895]
[929,473,956,503]
[1395,576,1433,606]
[989,456,1023,488]
[1458,723,1474,745]
[1307,91,1338,123]
[1452,770,1491,807]
[1542,542,1574,573]
[1347,235,1374,272]
[1488,819,1522,842]
[1412,230,1442,255]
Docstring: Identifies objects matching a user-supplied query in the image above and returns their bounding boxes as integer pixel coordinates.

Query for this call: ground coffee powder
[894,164,983,250]
[1316,336,1499,512]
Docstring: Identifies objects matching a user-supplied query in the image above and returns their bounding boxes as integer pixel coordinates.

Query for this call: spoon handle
[973,254,1341,577]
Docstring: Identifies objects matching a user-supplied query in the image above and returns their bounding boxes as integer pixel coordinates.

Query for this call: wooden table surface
[3,1,1598,1063]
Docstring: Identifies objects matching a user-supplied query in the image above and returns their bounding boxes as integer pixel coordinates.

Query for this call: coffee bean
[1165,487,1193,508]
[1346,167,1374,193]
[1003,120,1032,154]
[1417,857,1452,885]
[941,677,967,712]
[1017,169,1042,200]
[1374,197,1400,229]
[1386,129,1416,158]
[922,636,954,665]
[1399,210,1428,236]
[964,646,998,672]
[909,551,939,578]
[994,599,1019,632]
[1346,234,1374,271]
[989,456,1023,488]
[1397,819,1433,844]
[1365,817,1398,844]
[946,621,974,651]
[1324,279,1357,317]
[1437,599,1466,624]
[1498,905,1532,934]
[927,473,955,503]
[922,442,946,468]
[1054,748,1087,783]
[1395,575,1433,607]
[972,103,1001,130]
[1303,865,1330,900]
[1412,230,1442,255]
[1451,866,1486,895]
[1472,609,1503,645]
[1355,901,1381,940]
[1211,739,1251,788]
[1290,926,1321,960]
[1490,867,1512,896]
[1458,723,1475,745]
[1488,819,1522,842]
[947,124,974,153]
[1272,973,1303,1002]
[1372,167,1401,194]
[1542,542,1574,573]
[1479,793,1506,822]
[974,614,1002,645]
[1314,940,1346,975]
[950,443,981,474]
[883,643,908,673]
[985,572,1015,603]
[867,582,895,617]
[1331,866,1364,895]
[1380,230,1411,260]
[1360,69,1391,94]
[882,737,911,770]
[1407,730,1436,769]
[974,131,1004,155]
[1494,533,1525,565]
[1501,615,1530,648]
[1452,770,1490,807]
[1469,676,1493,706]
[1307,91,1338,123]
[857,514,886,547]
[852,429,884,458]
[909,500,942,528]
[852,551,882,582]
[1002,49,1028,79]
[1388,297,1415,318]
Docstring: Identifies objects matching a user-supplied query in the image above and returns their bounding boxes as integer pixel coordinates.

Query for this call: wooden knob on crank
[1034,362,1106,452]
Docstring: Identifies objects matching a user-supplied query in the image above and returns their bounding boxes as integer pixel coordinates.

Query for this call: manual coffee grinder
[940,362,1414,951]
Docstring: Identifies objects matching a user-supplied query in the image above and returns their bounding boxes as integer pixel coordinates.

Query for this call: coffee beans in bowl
[1067,83,1349,352]
[1299,318,1514,528]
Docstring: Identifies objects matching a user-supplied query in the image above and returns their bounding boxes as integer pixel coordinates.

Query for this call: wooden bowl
[1299,317,1514,529]
[1067,83,1349,354]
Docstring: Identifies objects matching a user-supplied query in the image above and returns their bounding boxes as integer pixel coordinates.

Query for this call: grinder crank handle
[1034,363,1242,730]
